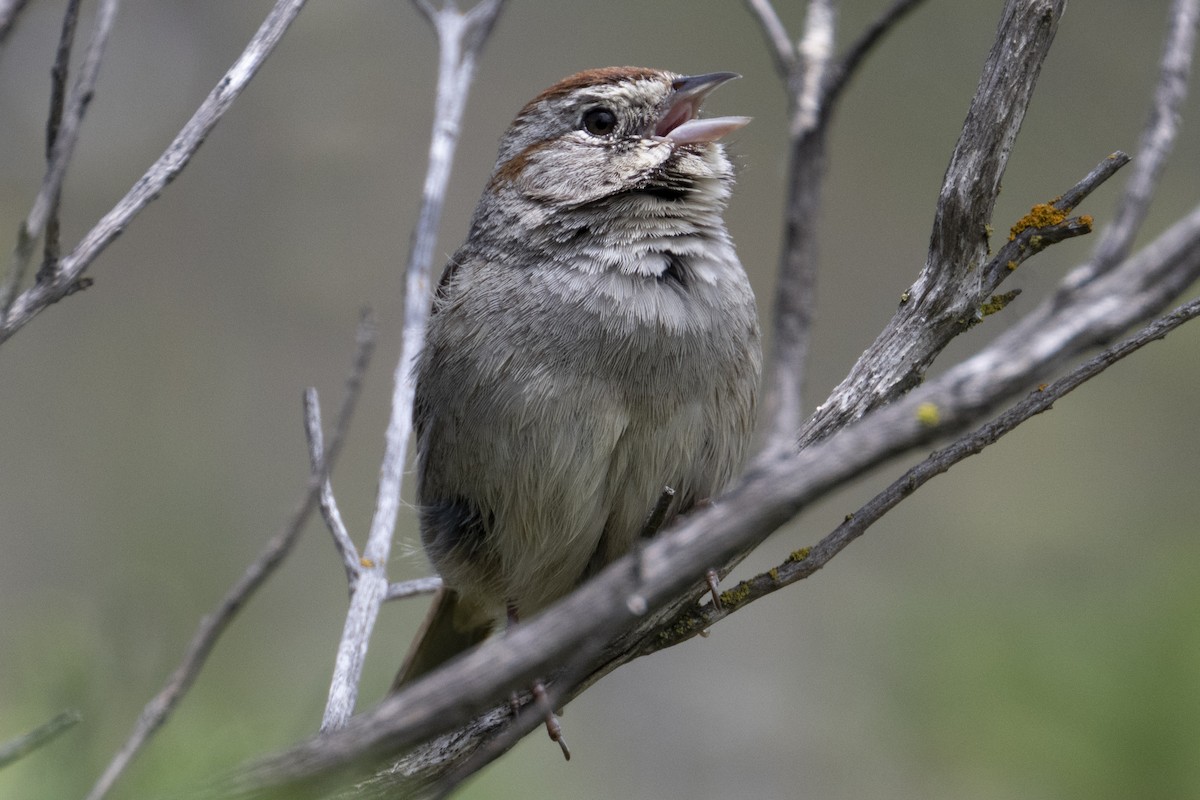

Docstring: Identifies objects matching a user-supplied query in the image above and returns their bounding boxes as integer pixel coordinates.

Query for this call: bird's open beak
[655,72,751,144]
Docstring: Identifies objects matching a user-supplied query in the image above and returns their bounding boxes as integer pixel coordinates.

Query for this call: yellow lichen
[1009,202,1067,240]
[980,291,1019,318]
[786,547,811,563]
[719,582,752,607]
[916,402,940,427]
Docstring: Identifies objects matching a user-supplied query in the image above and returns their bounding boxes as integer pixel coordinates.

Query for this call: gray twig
[979,151,1131,288]
[319,0,507,733]
[37,0,84,282]
[385,576,444,602]
[310,311,378,592]
[0,0,309,345]
[0,710,81,769]
[0,0,117,324]
[309,387,361,590]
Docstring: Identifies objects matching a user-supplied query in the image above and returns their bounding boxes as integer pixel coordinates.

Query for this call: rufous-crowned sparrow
[394,67,761,734]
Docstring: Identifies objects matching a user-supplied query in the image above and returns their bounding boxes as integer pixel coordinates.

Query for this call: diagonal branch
[0,710,81,769]
[979,150,1130,288]
[659,294,1200,641]
[226,209,1200,794]
[221,1,1200,788]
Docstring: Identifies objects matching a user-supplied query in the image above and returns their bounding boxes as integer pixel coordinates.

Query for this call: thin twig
[385,576,444,602]
[756,0,835,449]
[793,0,833,136]
[310,311,378,591]
[0,710,81,769]
[319,0,507,732]
[38,0,84,282]
[308,390,361,587]
[0,0,309,345]
[84,320,374,800]
[979,151,1131,288]
[0,0,118,324]
[639,486,676,539]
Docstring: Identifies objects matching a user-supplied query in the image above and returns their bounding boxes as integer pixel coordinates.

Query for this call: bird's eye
[581,107,617,136]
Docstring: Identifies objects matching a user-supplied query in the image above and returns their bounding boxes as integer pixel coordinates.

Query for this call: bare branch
[0,0,309,345]
[37,0,84,281]
[663,294,1200,639]
[310,312,378,592]
[84,319,374,800]
[0,0,117,324]
[0,710,80,769]
[308,391,361,588]
[756,1,834,449]
[385,577,443,602]
[793,0,834,136]
[319,0,508,732]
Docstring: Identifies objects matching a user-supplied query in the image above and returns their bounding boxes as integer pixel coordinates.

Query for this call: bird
[392,66,761,754]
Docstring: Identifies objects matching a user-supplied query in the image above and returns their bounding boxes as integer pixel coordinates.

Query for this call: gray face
[488,68,731,207]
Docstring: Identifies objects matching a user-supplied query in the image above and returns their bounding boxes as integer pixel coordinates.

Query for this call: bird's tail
[390,587,493,692]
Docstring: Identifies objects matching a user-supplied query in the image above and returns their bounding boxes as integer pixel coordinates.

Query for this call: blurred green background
[2,1,1198,798]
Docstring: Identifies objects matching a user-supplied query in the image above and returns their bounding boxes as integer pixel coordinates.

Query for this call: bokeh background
[2,2,1198,798]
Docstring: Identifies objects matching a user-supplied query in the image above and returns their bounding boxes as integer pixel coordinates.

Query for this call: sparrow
[393,66,761,754]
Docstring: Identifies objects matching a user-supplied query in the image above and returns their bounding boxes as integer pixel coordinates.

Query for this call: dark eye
[581,106,617,136]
